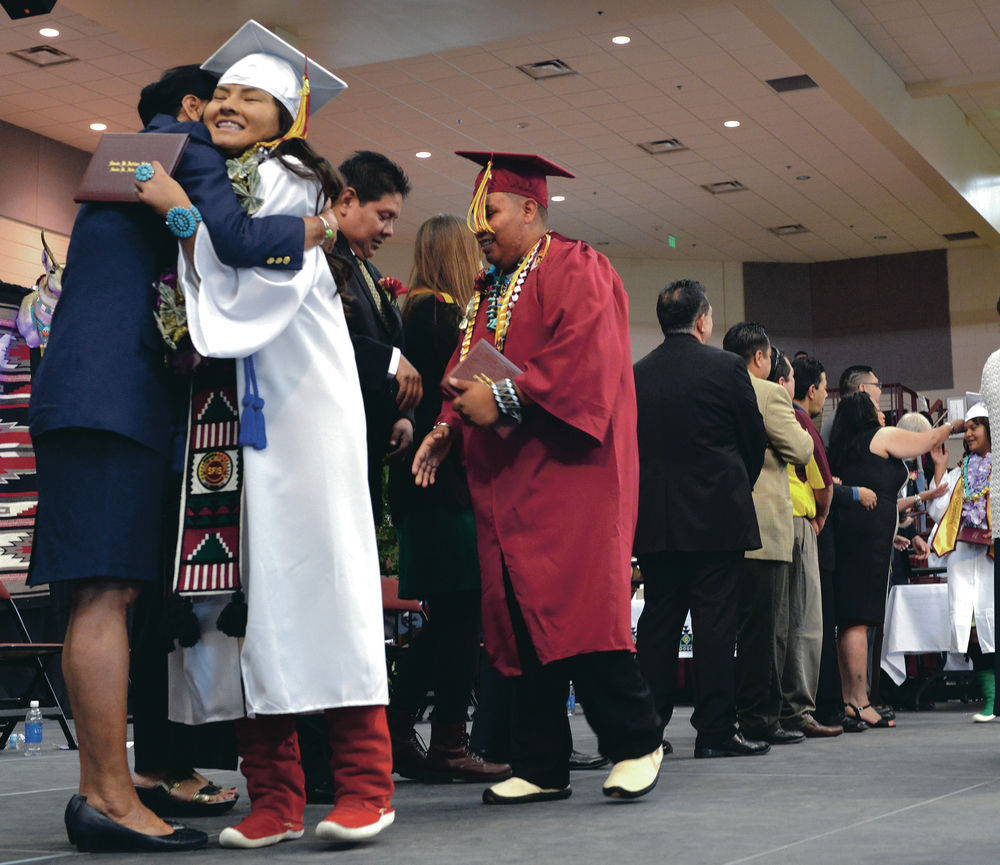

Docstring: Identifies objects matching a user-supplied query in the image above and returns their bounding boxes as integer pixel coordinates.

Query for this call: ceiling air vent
[942,230,979,241]
[768,224,810,236]
[517,59,577,80]
[765,74,818,93]
[9,45,78,67]
[702,180,746,194]
[637,138,688,155]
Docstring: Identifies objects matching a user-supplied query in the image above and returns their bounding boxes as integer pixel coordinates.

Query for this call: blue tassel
[238,355,267,450]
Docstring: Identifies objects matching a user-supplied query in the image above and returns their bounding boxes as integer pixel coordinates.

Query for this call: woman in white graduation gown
[135,21,393,849]
[927,403,994,721]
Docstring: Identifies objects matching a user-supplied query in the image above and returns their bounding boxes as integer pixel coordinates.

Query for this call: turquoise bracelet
[166,205,202,238]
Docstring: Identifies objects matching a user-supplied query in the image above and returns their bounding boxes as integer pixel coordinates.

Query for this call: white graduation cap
[202,19,347,119]
[966,401,989,422]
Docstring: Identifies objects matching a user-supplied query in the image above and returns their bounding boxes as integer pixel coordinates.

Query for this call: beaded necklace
[458,232,551,360]
[961,453,991,503]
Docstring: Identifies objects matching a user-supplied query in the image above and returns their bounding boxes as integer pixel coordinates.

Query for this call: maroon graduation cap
[456,151,574,232]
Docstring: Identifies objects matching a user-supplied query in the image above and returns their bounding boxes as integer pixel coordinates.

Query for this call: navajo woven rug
[0,281,37,592]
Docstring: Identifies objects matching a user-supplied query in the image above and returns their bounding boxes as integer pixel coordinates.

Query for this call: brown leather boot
[386,708,428,781]
[423,722,512,784]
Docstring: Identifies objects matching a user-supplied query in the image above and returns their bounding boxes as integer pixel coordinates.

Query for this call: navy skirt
[29,428,166,586]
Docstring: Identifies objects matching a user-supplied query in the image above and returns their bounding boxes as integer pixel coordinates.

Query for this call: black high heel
[64,795,207,852]
[847,702,894,729]
[841,703,868,732]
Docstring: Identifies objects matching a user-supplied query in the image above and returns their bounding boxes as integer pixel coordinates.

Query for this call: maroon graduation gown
[439,234,638,675]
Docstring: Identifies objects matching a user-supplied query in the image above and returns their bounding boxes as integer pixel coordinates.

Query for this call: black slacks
[735,559,786,733]
[390,589,483,723]
[503,565,662,789]
[636,550,742,748]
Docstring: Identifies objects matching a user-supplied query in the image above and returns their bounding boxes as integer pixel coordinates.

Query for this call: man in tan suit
[723,323,813,745]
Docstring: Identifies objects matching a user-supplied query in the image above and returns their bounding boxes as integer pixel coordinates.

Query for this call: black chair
[0,581,76,749]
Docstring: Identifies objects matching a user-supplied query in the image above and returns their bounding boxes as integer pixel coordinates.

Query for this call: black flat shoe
[64,795,207,852]
[136,780,239,817]
[694,733,770,758]
[568,749,611,770]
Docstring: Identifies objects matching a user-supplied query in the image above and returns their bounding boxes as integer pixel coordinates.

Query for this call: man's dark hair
[338,150,411,203]
[793,350,809,359]
[137,65,219,127]
[722,321,769,364]
[768,346,791,385]
[839,364,875,395]
[793,356,825,402]
[655,279,709,335]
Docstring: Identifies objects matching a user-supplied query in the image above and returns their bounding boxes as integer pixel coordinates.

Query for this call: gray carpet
[1,703,996,865]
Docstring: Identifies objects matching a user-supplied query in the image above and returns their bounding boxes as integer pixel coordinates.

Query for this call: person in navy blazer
[28,65,337,851]
[633,279,768,760]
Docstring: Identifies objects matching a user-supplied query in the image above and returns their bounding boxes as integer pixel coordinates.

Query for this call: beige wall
[0,217,69,290]
[0,120,86,239]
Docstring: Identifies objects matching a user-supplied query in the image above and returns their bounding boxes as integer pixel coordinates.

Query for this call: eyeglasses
[864,380,882,390]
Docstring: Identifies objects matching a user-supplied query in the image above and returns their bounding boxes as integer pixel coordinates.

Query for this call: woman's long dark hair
[269,103,352,289]
[827,391,881,474]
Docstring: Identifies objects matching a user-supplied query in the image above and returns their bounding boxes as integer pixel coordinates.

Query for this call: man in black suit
[335,150,421,521]
[633,279,770,758]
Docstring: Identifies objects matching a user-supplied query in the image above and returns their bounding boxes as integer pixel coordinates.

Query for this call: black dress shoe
[742,726,804,745]
[568,749,611,770]
[64,795,207,852]
[694,733,771,759]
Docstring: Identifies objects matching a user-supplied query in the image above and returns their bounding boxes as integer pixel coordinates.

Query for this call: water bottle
[566,682,576,716]
[24,700,42,756]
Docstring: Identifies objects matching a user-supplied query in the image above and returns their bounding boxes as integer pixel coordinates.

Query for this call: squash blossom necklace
[459,232,551,361]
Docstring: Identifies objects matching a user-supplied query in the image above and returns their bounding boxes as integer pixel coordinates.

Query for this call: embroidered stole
[171,360,243,596]
[930,481,993,558]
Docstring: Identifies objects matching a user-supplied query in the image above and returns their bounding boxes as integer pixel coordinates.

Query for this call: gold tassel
[258,72,311,148]
[466,157,493,234]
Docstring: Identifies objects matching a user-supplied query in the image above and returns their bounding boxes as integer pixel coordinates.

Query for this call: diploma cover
[446,338,523,438]
[74,132,190,203]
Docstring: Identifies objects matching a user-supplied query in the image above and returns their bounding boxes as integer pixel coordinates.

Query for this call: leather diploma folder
[74,133,190,203]
[445,338,523,438]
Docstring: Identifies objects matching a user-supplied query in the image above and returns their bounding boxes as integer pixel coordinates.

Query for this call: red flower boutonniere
[379,276,409,299]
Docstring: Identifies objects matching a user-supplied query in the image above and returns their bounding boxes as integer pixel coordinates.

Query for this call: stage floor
[2,702,997,864]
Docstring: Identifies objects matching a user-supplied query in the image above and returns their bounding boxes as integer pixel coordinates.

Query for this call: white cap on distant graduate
[966,402,989,422]
[202,19,347,119]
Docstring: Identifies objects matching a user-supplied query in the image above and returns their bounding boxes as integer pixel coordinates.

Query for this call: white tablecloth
[880,583,971,684]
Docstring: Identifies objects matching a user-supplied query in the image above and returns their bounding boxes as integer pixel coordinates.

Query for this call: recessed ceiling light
[873,234,887,240]
[90,122,107,131]
[795,175,811,181]
[551,195,565,202]
[415,151,431,159]
[612,35,631,45]
[723,120,741,128]
[39,27,59,38]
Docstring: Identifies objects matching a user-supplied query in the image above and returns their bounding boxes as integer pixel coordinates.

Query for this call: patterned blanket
[0,281,38,592]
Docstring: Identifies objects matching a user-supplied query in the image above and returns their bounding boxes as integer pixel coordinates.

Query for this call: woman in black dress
[386,214,510,784]
[828,393,962,729]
